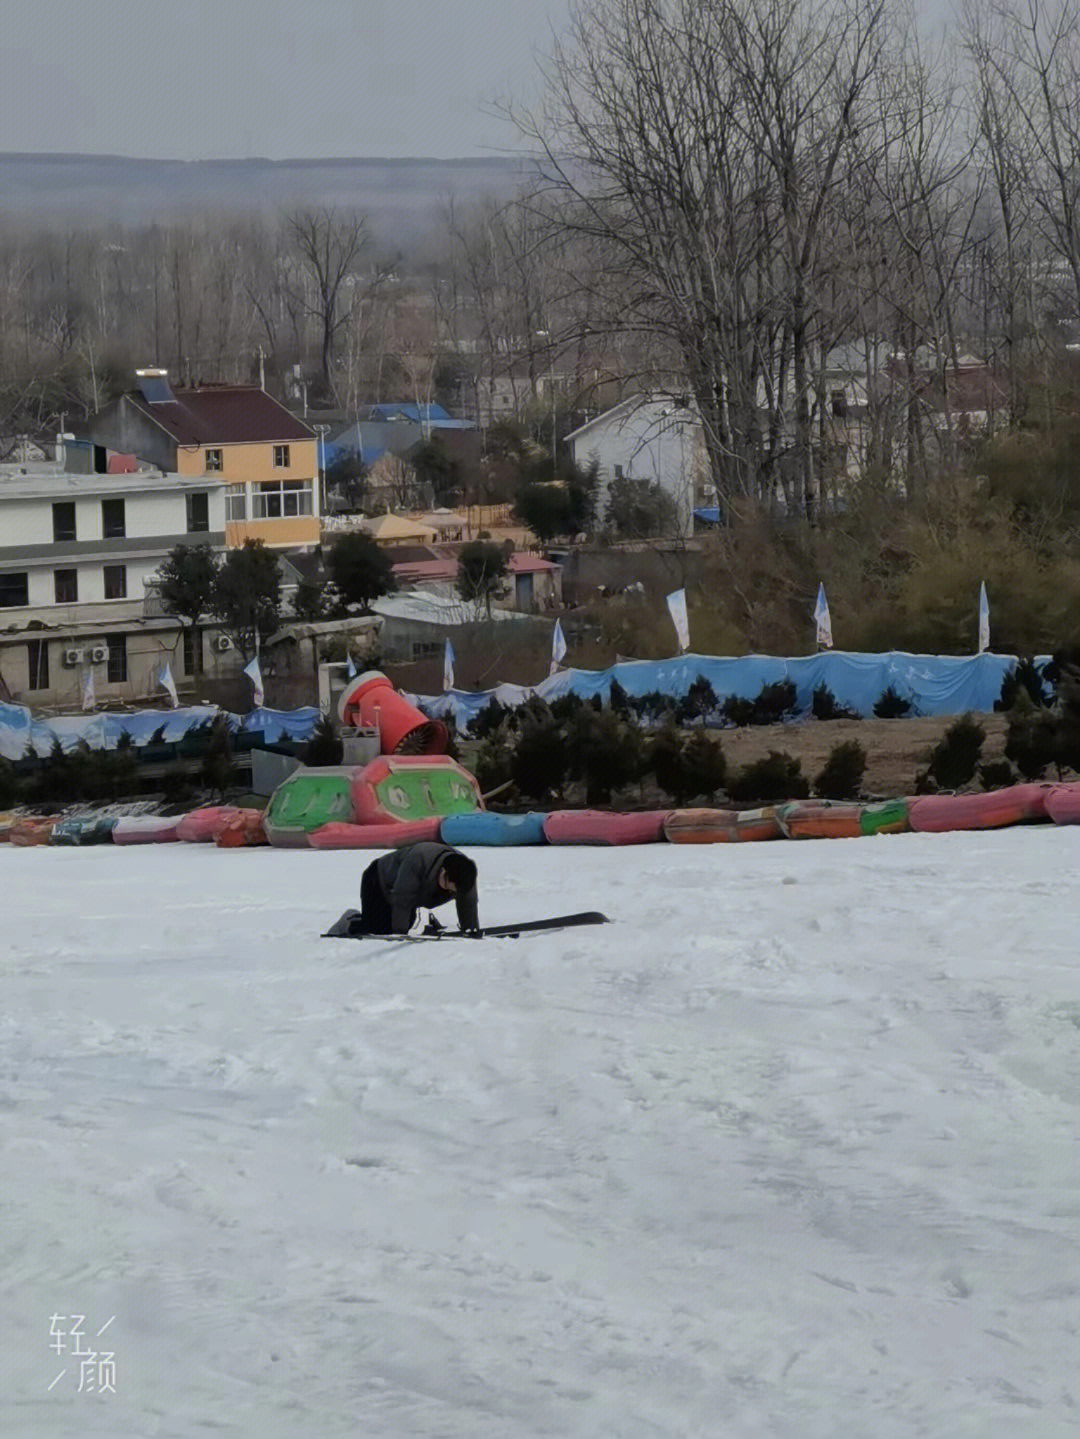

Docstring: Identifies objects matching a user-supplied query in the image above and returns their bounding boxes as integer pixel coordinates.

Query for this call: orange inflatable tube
[778,801,863,839]
[663,807,783,842]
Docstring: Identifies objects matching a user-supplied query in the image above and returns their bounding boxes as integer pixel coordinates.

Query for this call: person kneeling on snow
[356,841,479,936]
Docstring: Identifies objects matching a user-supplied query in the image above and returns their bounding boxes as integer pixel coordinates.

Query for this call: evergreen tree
[157,543,219,673]
[511,712,567,801]
[211,540,281,660]
[201,715,235,799]
[683,729,726,800]
[325,531,395,613]
[457,540,508,616]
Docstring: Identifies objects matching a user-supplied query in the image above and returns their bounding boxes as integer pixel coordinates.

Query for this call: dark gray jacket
[374,841,479,934]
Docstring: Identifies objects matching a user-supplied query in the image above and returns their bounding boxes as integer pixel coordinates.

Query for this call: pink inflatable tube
[908,783,1050,833]
[176,807,241,842]
[542,810,670,845]
[1045,782,1080,825]
[308,818,444,849]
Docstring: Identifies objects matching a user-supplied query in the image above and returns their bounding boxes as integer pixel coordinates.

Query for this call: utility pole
[314,423,330,518]
[536,328,556,473]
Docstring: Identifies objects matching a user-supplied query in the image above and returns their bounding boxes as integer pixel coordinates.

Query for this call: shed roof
[127,385,316,447]
[368,402,452,423]
[390,553,558,585]
[372,589,526,626]
[362,513,440,544]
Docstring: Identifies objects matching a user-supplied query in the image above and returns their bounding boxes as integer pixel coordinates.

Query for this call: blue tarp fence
[0,704,321,762]
[407,651,1050,729]
[1,651,1050,762]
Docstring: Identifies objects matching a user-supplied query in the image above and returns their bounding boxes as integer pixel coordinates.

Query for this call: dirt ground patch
[715,713,1011,799]
[467,712,1017,810]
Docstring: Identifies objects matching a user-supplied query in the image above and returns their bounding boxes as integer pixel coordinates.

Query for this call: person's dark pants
[358,861,395,935]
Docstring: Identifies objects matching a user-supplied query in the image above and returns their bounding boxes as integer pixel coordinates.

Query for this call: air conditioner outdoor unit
[213,634,233,652]
[89,644,110,664]
[63,647,84,667]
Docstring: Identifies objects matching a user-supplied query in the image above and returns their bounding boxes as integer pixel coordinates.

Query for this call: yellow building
[87,371,320,549]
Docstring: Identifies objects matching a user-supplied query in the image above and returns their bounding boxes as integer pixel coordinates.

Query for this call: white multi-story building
[0,459,230,708]
[566,395,708,538]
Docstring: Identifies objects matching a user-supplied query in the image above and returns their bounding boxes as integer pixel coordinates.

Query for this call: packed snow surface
[3,831,1079,1438]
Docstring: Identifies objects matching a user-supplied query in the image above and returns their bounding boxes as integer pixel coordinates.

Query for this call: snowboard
[323,910,610,941]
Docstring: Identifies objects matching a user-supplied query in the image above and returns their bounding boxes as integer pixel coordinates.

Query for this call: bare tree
[850,37,983,498]
[286,207,370,401]
[511,0,904,515]
[963,2,1080,318]
[961,0,1056,424]
[723,0,892,516]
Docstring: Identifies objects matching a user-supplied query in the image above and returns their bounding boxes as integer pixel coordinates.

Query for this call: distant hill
[0,152,533,237]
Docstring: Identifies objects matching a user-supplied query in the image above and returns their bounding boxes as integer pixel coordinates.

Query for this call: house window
[27,639,49,690]
[0,571,29,607]
[831,389,848,418]
[55,568,78,603]
[52,501,76,542]
[104,564,127,600]
[252,478,313,518]
[411,641,443,662]
[225,484,247,521]
[205,448,223,472]
[102,498,126,538]
[105,633,127,684]
[614,464,625,480]
[273,444,291,468]
[182,626,202,675]
[186,492,210,532]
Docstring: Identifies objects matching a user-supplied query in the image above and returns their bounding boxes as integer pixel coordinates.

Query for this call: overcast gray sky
[0,0,569,160]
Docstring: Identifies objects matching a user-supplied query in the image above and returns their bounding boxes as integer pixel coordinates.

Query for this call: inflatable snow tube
[263,766,357,847]
[778,801,863,840]
[542,809,669,846]
[908,784,1051,833]
[350,754,483,826]
[858,798,910,836]
[112,815,182,844]
[440,811,548,846]
[177,806,240,842]
[8,816,56,846]
[338,671,448,755]
[1045,782,1080,825]
[307,817,444,849]
[50,814,117,845]
[213,809,269,847]
[663,807,783,843]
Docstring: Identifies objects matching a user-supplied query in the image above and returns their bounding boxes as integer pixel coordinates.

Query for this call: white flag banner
[443,639,455,692]
[243,655,265,708]
[978,581,990,654]
[81,665,96,712]
[666,588,690,653]
[158,662,179,708]
[550,618,568,676]
[346,653,358,679]
[813,583,833,650]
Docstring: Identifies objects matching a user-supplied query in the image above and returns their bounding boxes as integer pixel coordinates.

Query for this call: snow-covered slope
[3,832,1079,1437]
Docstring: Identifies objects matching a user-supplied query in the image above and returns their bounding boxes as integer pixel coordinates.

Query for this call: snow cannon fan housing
[337,671,448,756]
